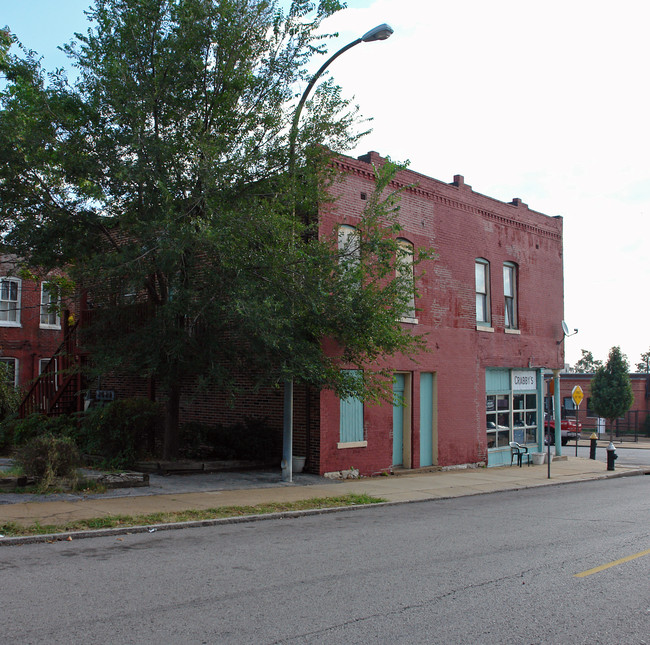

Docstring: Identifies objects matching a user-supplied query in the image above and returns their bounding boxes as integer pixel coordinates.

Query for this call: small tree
[635,348,650,373]
[573,349,603,373]
[590,346,634,440]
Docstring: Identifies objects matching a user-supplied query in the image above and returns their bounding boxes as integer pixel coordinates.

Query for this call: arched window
[337,224,360,270]
[503,262,518,329]
[397,238,416,322]
[475,259,490,326]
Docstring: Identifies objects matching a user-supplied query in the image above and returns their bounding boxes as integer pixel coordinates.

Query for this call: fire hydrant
[606,442,617,471]
[589,433,598,460]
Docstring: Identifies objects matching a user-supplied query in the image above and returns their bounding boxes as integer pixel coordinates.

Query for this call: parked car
[544,414,582,446]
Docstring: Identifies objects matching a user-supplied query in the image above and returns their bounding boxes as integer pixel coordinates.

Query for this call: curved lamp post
[288,23,394,174]
[282,23,394,482]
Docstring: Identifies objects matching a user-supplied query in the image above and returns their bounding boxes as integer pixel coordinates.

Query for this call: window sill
[504,328,521,335]
[337,441,367,449]
[0,321,21,328]
[476,325,494,332]
[39,324,62,330]
[400,317,419,325]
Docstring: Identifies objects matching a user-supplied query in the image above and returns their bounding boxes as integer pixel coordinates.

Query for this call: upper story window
[337,224,360,270]
[0,277,21,326]
[475,259,490,326]
[40,282,61,329]
[503,262,518,329]
[397,238,416,323]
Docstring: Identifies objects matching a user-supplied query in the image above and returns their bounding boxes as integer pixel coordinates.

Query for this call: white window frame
[0,357,18,387]
[475,259,491,327]
[503,262,518,329]
[40,282,61,329]
[337,224,360,270]
[0,277,21,327]
[397,238,417,324]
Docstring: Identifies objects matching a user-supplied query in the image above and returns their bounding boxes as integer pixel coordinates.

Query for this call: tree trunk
[163,379,181,460]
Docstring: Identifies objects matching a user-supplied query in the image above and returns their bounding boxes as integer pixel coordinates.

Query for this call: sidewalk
[2,456,648,542]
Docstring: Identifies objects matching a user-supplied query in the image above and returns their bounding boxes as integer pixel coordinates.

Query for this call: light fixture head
[361,23,394,42]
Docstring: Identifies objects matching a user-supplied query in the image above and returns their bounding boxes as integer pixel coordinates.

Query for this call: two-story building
[0,255,65,392]
[19,151,566,474]
[308,152,565,473]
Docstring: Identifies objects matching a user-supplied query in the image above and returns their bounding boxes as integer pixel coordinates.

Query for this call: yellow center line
[574,548,650,578]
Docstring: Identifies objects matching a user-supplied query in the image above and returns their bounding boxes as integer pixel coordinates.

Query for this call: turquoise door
[420,372,434,467]
[393,374,405,465]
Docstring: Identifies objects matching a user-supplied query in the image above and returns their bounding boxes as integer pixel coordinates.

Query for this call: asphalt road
[2,477,648,644]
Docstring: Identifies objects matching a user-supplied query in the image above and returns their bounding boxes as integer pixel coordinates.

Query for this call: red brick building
[555,371,650,436]
[19,152,567,474]
[0,256,65,391]
[310,152,565,473]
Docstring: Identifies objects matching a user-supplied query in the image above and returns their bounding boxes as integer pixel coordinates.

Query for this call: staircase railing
[18,314,84,418]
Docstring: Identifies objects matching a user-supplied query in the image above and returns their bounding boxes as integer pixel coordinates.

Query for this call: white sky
[3,0,649,368]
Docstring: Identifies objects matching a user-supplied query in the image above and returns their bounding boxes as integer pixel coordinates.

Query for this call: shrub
[78,398,163,468]
[0,363,20,422]
[0,413,77,453]
[14,434,81,490]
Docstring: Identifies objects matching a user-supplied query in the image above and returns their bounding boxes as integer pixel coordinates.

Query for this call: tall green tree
[1,0,431,458]
[573,349,602,373]
[635,348,650,373]
[590,346,634,440]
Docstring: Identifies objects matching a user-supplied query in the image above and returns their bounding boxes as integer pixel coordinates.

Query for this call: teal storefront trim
[486,368,540,467]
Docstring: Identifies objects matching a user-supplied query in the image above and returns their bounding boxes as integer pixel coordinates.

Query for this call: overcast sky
[3,0,649,369]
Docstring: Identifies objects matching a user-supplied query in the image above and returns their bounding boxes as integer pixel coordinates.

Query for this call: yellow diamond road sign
[572,385,584,407]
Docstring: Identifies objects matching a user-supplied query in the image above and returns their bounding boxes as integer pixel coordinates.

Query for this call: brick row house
[16,151,567,474]
[0,256,66,392]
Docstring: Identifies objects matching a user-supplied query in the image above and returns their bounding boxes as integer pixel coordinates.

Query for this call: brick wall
[0,258,67,391]
[316,152,565,475]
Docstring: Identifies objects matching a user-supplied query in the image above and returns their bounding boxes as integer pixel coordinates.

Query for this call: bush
[0,413,77,453]
[0,362,20,422]
[14,434,81,490]
[78,398,163,468]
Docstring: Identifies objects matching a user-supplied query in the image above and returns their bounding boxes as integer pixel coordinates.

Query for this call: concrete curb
[1,466,647,547]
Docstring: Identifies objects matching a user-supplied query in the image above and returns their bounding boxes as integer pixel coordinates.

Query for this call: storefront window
[487,391,538,448]
[513,393,537,443]
[486,394,511,448]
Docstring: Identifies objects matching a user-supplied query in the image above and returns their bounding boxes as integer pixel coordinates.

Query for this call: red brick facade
[0,257,65,391]
[21,152,565,476]
[314,152,565,474]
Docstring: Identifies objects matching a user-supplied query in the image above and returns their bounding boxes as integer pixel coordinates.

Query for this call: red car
[544,414,582,445]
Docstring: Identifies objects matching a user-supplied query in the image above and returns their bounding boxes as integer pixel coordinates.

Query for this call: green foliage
[0,413,77,453]
[13,434,81,491]
[573,349,603,373]
[1,0,434,458]
[635,348,650,373]
[590,346,634,436]
[0,363,20,422]
[78,398,163,468]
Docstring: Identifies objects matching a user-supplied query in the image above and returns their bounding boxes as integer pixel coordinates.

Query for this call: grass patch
[0,493,385,538]
[0,465,24,477]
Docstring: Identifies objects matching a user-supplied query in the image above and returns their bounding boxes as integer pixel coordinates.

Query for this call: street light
[282,23,394,482]
[288,23,394,174]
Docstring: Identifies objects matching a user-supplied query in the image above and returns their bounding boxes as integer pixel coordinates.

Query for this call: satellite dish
[561,321,570,336]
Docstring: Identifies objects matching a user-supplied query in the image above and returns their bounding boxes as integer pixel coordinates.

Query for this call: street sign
[572,385,584,407]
